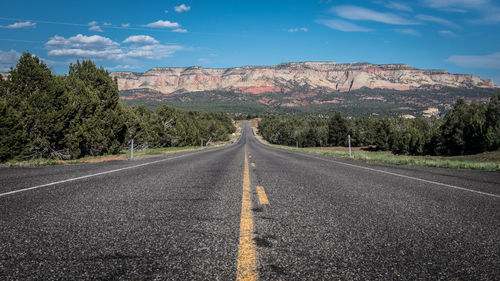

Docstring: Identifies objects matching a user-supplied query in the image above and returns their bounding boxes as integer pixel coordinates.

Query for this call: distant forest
[0,53,235,162]
[120,87,499,118]
[258,94,500,156]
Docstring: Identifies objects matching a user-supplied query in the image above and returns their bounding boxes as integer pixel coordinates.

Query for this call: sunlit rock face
[111,62,496,96]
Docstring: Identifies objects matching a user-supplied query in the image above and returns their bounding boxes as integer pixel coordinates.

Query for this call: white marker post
[348,135,352,158]
[131,138,134,160]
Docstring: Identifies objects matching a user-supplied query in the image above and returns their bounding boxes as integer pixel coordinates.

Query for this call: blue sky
[1,0,500,84]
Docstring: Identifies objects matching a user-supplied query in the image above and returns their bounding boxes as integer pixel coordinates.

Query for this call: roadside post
[131,138,134,160]
[348,135,352,158]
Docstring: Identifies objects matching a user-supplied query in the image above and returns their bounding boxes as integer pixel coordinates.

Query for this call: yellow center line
[236,146,258,281]
[256,186,269,205]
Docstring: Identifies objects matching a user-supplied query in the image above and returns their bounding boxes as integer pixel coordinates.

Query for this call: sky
[1,0,500,85]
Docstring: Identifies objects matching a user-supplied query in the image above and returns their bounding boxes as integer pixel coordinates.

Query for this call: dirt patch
[309,146,373,151]
[52,155,127,164]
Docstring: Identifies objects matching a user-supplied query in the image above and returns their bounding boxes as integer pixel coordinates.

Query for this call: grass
[3,145,220,168]
[257,135,500,171]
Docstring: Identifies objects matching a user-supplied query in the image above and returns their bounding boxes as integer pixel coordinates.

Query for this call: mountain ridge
[110,61,496,98]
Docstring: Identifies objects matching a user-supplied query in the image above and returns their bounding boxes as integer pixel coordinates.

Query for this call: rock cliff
[111,62,495,96]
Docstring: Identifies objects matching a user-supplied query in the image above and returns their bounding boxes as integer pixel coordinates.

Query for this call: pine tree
[328,112,349,146]
[484,93,500,150]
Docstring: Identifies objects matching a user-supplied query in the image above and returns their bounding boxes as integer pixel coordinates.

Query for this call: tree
[375,118,391,151]
[328,112,349,146]
[0,54,236,162]
[0,82,30,161]
[7,53,69,158]
[65,59,127,157]
[440,99,487,155]
[484,93,500,150]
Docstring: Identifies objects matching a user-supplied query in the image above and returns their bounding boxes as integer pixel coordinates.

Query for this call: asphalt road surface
[1,123,499,280]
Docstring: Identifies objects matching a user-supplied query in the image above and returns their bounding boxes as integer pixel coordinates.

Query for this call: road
[1,123,499,280]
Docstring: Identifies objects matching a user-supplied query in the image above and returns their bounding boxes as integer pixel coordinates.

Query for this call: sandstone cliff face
[111,62,495,95]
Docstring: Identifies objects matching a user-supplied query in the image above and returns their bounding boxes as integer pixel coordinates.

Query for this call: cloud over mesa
[446,52,500,69]
[46,34,182,61]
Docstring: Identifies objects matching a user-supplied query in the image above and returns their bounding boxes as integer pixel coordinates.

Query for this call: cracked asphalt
[1,123,499,280]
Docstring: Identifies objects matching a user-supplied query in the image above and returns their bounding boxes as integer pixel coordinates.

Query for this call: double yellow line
[236,147,270,280]
[236,146,258,280]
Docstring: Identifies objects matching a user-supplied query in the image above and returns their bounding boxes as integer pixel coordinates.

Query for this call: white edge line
[258,140,500,199]
[0,147,226,198]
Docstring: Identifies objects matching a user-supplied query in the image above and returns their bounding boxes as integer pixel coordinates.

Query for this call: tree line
[258,93,500,156]
[0,53,235,162]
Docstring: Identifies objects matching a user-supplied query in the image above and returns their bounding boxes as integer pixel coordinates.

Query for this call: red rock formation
[110,62,496,97]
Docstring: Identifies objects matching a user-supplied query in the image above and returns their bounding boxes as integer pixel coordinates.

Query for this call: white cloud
[45,34,183,61]
[174,4,191,13]
[198,58,211,63]
[1,21,36,29]
[125,44,183,60]
[123,35,159,45]
[423,0,500,23]
[105,65,136,71]
[331,5,419,25]
[89,25,103,32]
[122,23,131,28]
[377,1,413,12]
[146,20,180,28]
[46,34,121,59]
[88,21,103,32]
[316,19,372,32]
[172,28,188,33]
[416,14,460,29]
[165,10,169,14]
[103,22,112,26]
[439,30,458,36]
[47,34,118,50]
[475,13,500,23]
[422,0,488,9]
[288,27,308,32]
[446,52,500,69]
[395,28,421,36]
[0,49,21,71]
